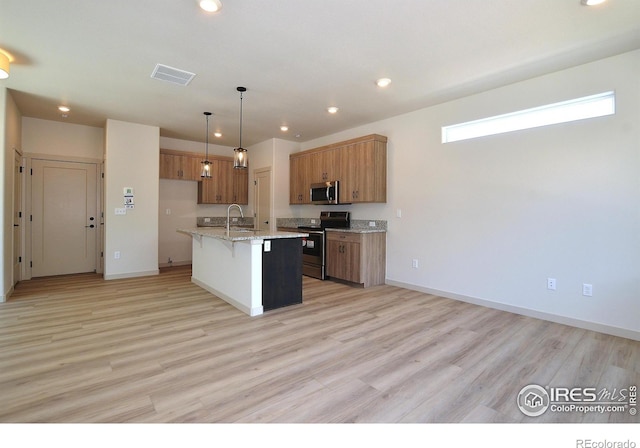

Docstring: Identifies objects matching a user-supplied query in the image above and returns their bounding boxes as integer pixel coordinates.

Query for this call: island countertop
[178,227,309,242]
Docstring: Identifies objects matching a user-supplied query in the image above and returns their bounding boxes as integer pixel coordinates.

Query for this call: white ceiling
[2,0,639,148]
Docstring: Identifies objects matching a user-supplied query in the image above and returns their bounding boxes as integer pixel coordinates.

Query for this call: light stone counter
[178,228,307,316]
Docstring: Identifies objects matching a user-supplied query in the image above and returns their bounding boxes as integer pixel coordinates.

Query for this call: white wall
[104,119,159,279]
[0,89,21,301]
[291,50,640,340]
[22,117,103,160]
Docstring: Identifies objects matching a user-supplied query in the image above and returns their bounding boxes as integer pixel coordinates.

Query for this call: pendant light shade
[201,112,212,178]
[233,87,248,169]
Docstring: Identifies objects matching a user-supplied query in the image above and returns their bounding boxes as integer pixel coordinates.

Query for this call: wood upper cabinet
[289,134,386,205]
[326,231,386,287]
[197,158,237,204]
[159,150,202,181]
[232,168,248,204]
[158,149,247,205]
[289,153,310,204]
[308,148,340,184]
[341,139,386,203]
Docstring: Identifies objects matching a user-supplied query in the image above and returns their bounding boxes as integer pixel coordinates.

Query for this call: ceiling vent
[150,64,196,86]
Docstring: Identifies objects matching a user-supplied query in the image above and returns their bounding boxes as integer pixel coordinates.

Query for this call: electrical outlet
[396,209,402,218]
[114,251,121,259]
[412,259,419,269]
[583,283,593,297]
[369,221,376,227]
[165,208,171,215]
[547,278,556,291]
[115,208,126,215]
[264,240,271,252]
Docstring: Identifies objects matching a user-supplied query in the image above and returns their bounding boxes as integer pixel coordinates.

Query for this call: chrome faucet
[227,204,244,233]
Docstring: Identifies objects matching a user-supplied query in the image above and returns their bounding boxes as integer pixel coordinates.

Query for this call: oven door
[302,231,324,265]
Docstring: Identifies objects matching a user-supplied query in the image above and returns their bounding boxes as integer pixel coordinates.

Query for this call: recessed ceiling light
[58,106,70,112]
[580,0,607,5]
[376,78,392,88]
[199,0,223,12]
[214,132,222,138]
[327,106,339,114]
[280,125,289,132]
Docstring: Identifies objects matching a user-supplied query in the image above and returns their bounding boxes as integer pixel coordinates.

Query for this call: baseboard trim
[385,279,640,342]
[158,260,192,269]
[104,269,160,281]
[191,277,263,317]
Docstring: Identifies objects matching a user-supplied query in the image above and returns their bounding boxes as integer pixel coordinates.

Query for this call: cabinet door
[160,153,182,179]
[308,149,340,183]
[160,153,203,180]
[216,159,234,203]
[289,154,310,204]
[343,141,386,203]
[182,155,204,181]
[326,235,361,283]
[233,169,248,204]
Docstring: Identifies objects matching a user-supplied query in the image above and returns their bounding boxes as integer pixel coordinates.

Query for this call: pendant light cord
[239,90,243,149]
[205,113,209,158]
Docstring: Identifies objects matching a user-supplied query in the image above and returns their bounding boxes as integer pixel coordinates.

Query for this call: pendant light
[201,112,212,178]
[233,86,248,169]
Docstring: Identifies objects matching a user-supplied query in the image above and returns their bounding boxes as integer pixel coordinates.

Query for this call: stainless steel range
[298,211,350,279]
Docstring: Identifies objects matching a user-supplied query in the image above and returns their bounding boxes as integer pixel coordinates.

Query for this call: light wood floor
[0,265,638,423]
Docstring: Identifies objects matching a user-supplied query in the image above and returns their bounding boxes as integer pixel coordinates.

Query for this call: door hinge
[19,166,23,173]
[101,251,103,258]
[18,211,22,218]
[30,168,33,175]
[254,180,257,185]
[30,215,33,222]
[30,261,33,268]
[18,256,22,263]
[101,172,104,178]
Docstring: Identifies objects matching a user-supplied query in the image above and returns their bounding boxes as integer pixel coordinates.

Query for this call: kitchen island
[178,227,308,316]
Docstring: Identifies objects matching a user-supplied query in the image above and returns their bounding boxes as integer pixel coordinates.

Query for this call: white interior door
[254,168,272,231]
[31,159,98,277]
[13,151,23,285]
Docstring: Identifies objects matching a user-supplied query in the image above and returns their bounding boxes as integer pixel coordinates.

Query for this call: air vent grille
[151,64,196,86]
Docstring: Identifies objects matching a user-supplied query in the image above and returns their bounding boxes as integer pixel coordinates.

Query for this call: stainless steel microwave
[310,181,339,204]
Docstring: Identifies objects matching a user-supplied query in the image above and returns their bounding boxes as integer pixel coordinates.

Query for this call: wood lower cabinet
[326,231,386,287]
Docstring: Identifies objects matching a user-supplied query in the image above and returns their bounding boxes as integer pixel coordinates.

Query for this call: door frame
[253,166,273,231]
[13,149,24,286]
[25,153,103,280]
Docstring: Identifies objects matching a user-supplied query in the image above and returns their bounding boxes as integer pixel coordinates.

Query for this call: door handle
[85,224,95,228]
[264,221,269,224]
[13,224,19,227]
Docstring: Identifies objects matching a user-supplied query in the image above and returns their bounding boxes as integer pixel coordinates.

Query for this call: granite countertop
[178,227,309,242]
[325,228,387,234]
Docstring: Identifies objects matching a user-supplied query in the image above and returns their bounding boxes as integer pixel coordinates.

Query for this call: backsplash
[197,217,254,227]
[199,216,387,230]
[275,217,387,230]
